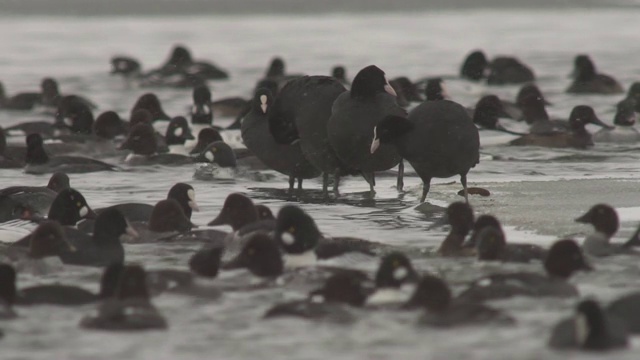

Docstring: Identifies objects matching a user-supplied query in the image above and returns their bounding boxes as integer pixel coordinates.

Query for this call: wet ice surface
[2,8,640,360]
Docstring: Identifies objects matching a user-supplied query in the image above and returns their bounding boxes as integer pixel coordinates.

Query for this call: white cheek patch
[64,117,73,126]
[281,232,295,245]
[575,313,589,346]
[478,278,492,287]
[173,127,183,137]
[203,105,211,115]
[393,267,408,281]
[205,151,215,162]
[79,206,88,218]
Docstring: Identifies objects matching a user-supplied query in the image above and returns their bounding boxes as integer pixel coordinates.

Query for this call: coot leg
[297,178,303,192]
[460,174,469,203]
[288,176,295,193]
[420,178,432,203]
[397,160,404,192]
[333,170,341,197]
[362,172,376,196]
[322,172,329,198]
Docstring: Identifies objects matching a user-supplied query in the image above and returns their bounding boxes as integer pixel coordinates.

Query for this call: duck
[2,221,75,275]
[80,265,168,331]
[57,208,135,267]
[119,123,193,166]
[6,187,97,244]
[567,55,624,94]
[328,65,406,195]
[575,203,639,257]
[365,252,419,306]
[404,275,514,327]
[77,182,199,235]
[261,56,304,90]
[151,45,228,81]
[471,95,525,135]
[93,111,128,140]
[0,81,41,111]
[191,84,249,120]
[7,263,120,306]
[128,199,195,242]
[205,193,275,255]
[268,76,361,195]
[0,172,70,222]
[189,127,223,155]
[458,239,592,302]
[264,272,366,322]
[389,77,424,107]
[460,50,489,81]
[471,215,547,263]
[39,78,96,110]
[110,56,142,79]
[192,141,240,180]
[164,116,194,153]
[24,133,117,174]
[129,93,171,121]
[54,96,95,135]
[424,78,447,102]
[510,105,613,149]
[371,100,479,202]
[437,202,475,257]
[221,232,284,279]
[273,205,378,268]
[549,299,628,351]
[593,98,640,143]
[486,56,535,85]
[241,87,321,192]
[331,65,350,86]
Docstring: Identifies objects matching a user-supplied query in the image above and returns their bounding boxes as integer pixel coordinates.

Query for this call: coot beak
[189,200,200,212]
[261,104,268,114]
[126,224,139,239]
[370,138,380,154]
[384,80,397,97]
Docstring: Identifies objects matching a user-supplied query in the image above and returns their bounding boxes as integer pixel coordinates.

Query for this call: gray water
[1,5,640,360]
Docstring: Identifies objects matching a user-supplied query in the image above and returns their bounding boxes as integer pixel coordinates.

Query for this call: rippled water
[1,7,640,360]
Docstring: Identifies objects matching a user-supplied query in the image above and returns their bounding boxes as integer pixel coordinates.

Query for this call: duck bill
[495,123,526,136]
[590,116,614,129]
[126,224,140,239]
[185,131,195,140]
[207,210,228,226]
[574,212,592,224]
[580,260,594,272]
[118,139,131,150]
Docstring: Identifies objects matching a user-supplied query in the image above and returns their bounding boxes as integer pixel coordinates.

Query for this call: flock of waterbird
[1,44,640,352]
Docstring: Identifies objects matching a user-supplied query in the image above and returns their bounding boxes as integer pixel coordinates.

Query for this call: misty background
[0,0,638,16]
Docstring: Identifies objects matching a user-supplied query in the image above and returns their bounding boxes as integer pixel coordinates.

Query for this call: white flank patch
[478,278,492,287]
[310,294,325,304]
[574,313,589,346]
[284,251,317,268]
[366,287,412,306]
